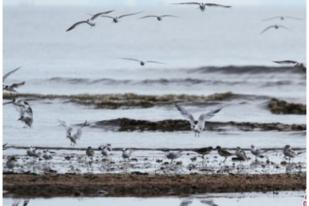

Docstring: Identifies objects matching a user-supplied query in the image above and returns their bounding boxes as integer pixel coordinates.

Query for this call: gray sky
[3,0,306,6]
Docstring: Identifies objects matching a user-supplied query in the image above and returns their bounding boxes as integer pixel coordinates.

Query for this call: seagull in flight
[273,60,306,72]
[13,99,33,128]
[173,2,231,12]
[260,24,289,34]
[66,19,95,32]
[3,66,25,92]
[88,10,114,21]
[59,120,88,145]
[101,12,142,23]
[140,14,177,21]
[121,58,165,66]
[175,104,223,136]
[262,16,302,21]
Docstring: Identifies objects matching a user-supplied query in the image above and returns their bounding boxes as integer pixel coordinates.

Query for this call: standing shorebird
[166,151,182,163]
[260,24,289,34]
[121,58,165,66]
[86,146,95,159]
[6,156,17,172]
[140,14,177,21]
[122,148,132,161]
[250,145,264,160]
[283,145,299,162]
[234,147,249,161]
[99,144,112,157]
[216,146,233,162]
[101,12,141,23]
[3,66,25,93]
[173,2,231,12]
[273,60,306,72]
[59,120,88,146]
[195,146,213,165]
[262,16,302,21]
[66,19,95,32]
[175,104,223,136]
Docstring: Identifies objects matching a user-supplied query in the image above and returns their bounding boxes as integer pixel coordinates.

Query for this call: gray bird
[6,156,17,170]
[179,199,193,206]
[89,10,114,21]
[200,199,218,206]
[283,145,299,162]
[260,24,289,34]
[27,147,40,158]
[262,16,302,21]
[66,19,95,32]
[173,2,231,12]
[101,12,141,23]
[99,144,112,157]
[166,151,182,163]
[59,120,88,145]
[273,60,306,72]
[140,14,177,21]
[175,104,222,136]
[86,146,95,157]
[250,145,264,160]
[216,146,232,162]
[121,57,165,66]
[122,148,132,160]
[235,147,249,161]
[13,100,33,128]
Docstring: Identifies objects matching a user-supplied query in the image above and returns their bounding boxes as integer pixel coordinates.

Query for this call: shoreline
[3,173,306,197]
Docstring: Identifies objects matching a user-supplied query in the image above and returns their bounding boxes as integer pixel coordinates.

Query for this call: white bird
[140,14,177,21]
[235,147,249,161]
[101,12,142,23]
[262,16,302,21]
[13,99,33,128]
[89,10,114,21]
[27,147,40,158]
[250,145,264,160]
[122,148,132,160]
[173,2,231,12]
[260,24,289,34]
[99,144,112,157]
[121,57,165,66]
[59,120,88,145]
[283,145,299,162]
[66,19,95,32]
[175,104,222,136]
[3,66,25,93]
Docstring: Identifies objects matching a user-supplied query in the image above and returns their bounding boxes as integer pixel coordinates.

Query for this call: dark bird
[262,16,302,21]
[121,58,165,66]
[216,146,232,162]
[173,2,231,12]
[66,19,95,32]
[166,151,182,163]
[140,14,177,21]
[195,146,213,157]
[101,12,142,23]
[86,146,95,158]
[89,10,114,21]
[260,24,289,34]
[175,104,222,136]
[273,60,306,72]
[6,156,17,171]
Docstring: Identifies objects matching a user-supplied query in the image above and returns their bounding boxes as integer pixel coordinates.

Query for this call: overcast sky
[3,0,306,7]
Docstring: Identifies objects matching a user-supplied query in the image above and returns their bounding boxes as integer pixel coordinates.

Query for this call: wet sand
[3,173,305,197]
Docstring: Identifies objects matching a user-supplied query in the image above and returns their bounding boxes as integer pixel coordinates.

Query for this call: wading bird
[216,146,232,162]
[260,24,289,34]
[140,14,177,21]
[175,104,222,136]
[101,12,141,23]
[121,58,165,66]
[173,2,231,12]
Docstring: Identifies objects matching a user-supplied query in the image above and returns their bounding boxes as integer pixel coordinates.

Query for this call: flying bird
[13,99,33,128]
[66,19,95,32]
[140,14,177,21]
[262,16,302,21]
[59,120,88,145]
[173,2,231,12]
[121,58,165,66]
[101,12,142,23]
[175,104,223,136]
[260,24,289,34]
[273,60,306,72]
[3,66,25,93]
[89,10,114,21]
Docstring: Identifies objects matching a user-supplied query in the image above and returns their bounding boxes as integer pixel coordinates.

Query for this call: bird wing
[262,16,281,21]
[198,107,222,122]
[260,25,275,34]
[160,15,178,18]
[285,16,302,20]
[3,66,21,82]
[73,127,82,139]
[119,12,142,19]
[9,81,26,89]
[205,3,231,8]
[173,2,201,5]
[146,60,165,64]
[90,10,114,20]
[121,57,141,62]
[273,60,298,65]
[66,20,89,32]
[277,24,289,30]
[140,15,158,19]
[175,104,195,126]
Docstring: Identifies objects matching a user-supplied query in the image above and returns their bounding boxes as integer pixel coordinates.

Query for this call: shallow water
[3,191,306,206]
